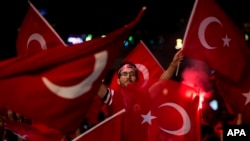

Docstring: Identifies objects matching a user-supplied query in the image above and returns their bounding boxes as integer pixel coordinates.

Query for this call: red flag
[182,0,249,82]
[147,80,200,141]
[121,79,200,141]
[4,119,67,141]
[16,2,66,55]
[214,59,250,117]
[84,95,105,125]
[0,7,146,134]
[109,40,164,91]
[120,81,152,141]
[72,109,125,141]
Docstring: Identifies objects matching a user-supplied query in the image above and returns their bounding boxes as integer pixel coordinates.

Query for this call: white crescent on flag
[198,16,222,49]
[27,33,47,50]
[42,51,108,99]
[158,102,191,135]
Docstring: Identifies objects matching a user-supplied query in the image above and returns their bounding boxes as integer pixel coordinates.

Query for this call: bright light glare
[85,34,93,41]
[124,41,129,47]
[245,33,249,41]
[67,37,83,44]
[175,38,183,49]
[209,99,218,111]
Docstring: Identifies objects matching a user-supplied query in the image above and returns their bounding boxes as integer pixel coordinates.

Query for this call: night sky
[1,0,249,61]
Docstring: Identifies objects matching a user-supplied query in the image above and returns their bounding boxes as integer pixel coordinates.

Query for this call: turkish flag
[16,2,66,55]
[109,40,164,91]
[147,80,200,141]
[72,109,125,141]
[121,79,200,141]
[106,40,164,118]
[0,6,146,134]
[214,56,250,119]
[182,0,249,82]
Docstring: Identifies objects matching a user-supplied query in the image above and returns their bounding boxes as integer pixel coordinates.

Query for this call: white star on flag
[242,90,250,105]
[141,111,157,125]
[222,34,231,47]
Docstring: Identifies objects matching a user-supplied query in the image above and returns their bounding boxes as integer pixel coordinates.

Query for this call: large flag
[72,109,125,141]
[121,79,200,141]
[181,0,250,82]
[214,59,250,119]
[109,40,164,91]
[16,2,66,56]
[0,6,146,134]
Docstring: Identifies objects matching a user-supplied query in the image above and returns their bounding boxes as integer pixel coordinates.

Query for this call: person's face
[117,67,137,87]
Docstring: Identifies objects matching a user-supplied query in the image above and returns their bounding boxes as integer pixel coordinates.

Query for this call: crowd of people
[0,43,242,141]
[0,48,184,140]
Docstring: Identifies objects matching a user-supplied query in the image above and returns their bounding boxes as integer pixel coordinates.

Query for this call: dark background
[1,0,250,65]
[1,0,249,135]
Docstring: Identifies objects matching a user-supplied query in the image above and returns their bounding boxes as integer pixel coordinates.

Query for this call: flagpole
[175,62,180,76]
[72,109,126,141]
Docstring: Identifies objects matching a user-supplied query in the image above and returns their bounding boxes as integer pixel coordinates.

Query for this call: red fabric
[109,40,164,92]
[121,79,200,141]
[0,6,145,133]
[72,109,125,141]
[84,95,104,125]
[182,0,249,82]
[147,80,200,141]
[16,2,66,55]
[4,119,67,141]
[106,89,125,117]
[121,81,152,141]
[214,56,250,116]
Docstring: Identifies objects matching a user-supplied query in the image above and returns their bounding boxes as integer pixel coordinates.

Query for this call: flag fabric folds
[16,2,66,56]
[72,109,125,141]
[182,0,250,82]
[147,80,200,141]
[121,79,200,141]
[0,6,146,134]
[214,58,250,119]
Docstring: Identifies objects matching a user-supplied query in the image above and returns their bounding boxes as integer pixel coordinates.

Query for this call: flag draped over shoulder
[72,109,125,141]
[16,2,66,55]
[109,40,164,91]
[181,0,250,82]
[121,79,200,141]
[0,6,146,134]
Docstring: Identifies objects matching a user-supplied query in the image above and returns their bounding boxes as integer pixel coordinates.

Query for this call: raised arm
[160,49,183,80]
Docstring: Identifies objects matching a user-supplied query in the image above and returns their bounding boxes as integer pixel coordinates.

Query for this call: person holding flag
[97,48,184,118]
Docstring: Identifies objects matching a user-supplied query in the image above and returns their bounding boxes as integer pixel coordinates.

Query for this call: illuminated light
[198,91,206,110]
[85,34,93,41]
[127,35,135,45]
[245,33,249,41]
[197,90,212,110]
[67,36,83,44]
[124,41,129,47]
[209,99,218,111]
[101,35,106,38]
[162,88,168,95]
[38,8,48,16]
[175,38,183,49]
[128,35,133,42]
[184,89,197,99]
